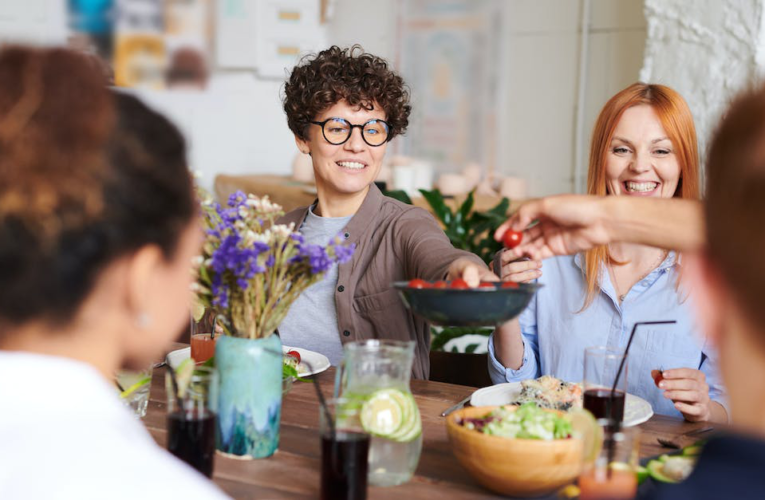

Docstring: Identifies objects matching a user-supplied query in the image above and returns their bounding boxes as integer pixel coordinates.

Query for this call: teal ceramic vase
[215,333,282,459]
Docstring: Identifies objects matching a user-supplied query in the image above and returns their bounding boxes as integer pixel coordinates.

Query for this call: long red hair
[581,83,700,309]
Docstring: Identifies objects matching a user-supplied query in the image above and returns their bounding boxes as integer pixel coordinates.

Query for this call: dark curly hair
[0,46,194,329]
[283,45,411,141]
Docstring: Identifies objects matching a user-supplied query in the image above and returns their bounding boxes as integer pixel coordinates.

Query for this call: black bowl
[393,281,542,327]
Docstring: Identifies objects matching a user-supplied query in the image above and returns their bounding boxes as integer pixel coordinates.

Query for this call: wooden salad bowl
[446,405,582,497]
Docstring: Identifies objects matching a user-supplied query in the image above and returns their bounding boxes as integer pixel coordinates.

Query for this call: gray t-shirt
[278,205,351,366]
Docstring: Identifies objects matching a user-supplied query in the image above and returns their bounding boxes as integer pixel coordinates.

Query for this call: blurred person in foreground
[0,46,227,499]
[496,83,765,498]
[278,45,494,378]
[490,83,727,423]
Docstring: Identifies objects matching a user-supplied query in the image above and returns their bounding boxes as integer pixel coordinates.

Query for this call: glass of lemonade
[116,367,153,418]
[334,340,423,487]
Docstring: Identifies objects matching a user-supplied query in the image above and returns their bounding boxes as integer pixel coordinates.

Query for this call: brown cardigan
[278,184,486,379]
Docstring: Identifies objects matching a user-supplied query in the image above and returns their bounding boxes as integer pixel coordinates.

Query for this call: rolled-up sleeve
[487,294,541,384]
[699,347,729,419]
[395,207,486,281]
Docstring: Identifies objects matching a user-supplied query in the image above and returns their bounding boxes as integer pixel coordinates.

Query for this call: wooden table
[143,346,712,499]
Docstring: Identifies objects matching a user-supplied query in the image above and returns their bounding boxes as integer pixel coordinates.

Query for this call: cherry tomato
[433,280,448,289]
[450,278,469,289]
[651,369,664,387]
[408,279,430,289]
[287,350,301,364]
[478,282,497,288]
[502,229,523,249]
[501,281,519,289]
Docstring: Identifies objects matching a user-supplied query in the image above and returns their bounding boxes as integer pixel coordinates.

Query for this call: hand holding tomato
[502,229,523,249]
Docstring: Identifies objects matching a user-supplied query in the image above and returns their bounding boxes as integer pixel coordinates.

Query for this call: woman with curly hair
[278,45,494,379]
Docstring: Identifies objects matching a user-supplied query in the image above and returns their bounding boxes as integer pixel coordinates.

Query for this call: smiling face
[295,99,388,201]
[605,104,681,199]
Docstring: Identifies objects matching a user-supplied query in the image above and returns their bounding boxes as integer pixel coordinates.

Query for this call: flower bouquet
[191,189,354,458]
[192,189,354,338]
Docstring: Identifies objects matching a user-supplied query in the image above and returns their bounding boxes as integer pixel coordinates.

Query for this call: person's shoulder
[379,195,430,219]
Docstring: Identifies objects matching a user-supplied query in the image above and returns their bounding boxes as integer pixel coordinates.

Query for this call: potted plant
[192,190,354,458]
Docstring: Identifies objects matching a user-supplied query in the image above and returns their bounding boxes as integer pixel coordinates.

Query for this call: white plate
[166,345,331,377]
[469,382,654,428]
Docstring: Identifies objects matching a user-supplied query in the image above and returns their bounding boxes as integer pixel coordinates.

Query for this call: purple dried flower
[334,243,356,264]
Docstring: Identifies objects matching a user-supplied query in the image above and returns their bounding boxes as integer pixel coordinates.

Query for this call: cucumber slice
[361,389,405,436]
[647,460,677,484]
[388,393,422,442]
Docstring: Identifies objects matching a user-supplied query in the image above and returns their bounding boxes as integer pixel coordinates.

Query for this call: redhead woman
[0,47,226,498]
[278,46,495,379]
[489,83,727,423]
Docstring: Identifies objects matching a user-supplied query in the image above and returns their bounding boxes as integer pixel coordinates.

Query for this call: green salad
[461,402,573,440]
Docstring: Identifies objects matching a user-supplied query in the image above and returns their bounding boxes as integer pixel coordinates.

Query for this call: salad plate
[470,381,653,428]
[166,345,330,377]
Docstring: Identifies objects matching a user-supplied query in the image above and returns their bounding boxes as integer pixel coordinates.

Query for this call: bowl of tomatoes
[392,279,541,327]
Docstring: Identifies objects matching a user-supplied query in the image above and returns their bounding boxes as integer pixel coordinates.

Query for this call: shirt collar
[0,351,152,437]
[573,250,679,272]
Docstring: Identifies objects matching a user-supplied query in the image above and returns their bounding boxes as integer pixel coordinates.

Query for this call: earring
[136,312,152,329]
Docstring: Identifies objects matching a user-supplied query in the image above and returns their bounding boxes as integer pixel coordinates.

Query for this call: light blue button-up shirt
[487,253,727,418]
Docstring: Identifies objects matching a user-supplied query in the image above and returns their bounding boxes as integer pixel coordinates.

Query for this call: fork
[657,426,715,449]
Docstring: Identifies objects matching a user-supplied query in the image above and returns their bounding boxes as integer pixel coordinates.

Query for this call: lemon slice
[191,296,206,323]
[174,357,196,399]
[568,408,602,464]
[119,376,151,399]
[360,389,405,437]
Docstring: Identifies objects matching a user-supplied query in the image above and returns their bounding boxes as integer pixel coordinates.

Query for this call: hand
[494,195,612,261]
[657,368,714,422]
[447,258,498,287]
[498,250,542,283]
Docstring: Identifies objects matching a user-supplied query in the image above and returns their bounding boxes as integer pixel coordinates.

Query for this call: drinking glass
[583,346,628,423]
[320,398,370,500]
[579,419,640,500]
[116,366,153,418]
[190,310,218,363]
[166,365,218,478]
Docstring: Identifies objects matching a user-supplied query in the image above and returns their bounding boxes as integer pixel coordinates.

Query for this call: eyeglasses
[310,118,391,147]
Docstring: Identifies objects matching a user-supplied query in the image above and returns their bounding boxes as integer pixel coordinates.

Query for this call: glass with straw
[166,365,218,478]
[320,398,370,500]
[579,418,640,500]
[190,309,217,363]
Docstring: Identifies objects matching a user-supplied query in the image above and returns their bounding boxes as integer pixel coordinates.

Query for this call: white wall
[641,0,765,176]
[498,0,646,196]
[0,0,67,45]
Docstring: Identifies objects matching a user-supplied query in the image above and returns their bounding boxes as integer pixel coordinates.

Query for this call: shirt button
[344,232,350,239]
[338,285,345,292]
[343,330,351,337]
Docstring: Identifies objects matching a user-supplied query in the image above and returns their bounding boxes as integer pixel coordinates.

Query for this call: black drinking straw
[605,320,676,476]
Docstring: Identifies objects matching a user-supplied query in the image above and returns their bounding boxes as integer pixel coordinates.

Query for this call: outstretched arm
[494,195,705,260]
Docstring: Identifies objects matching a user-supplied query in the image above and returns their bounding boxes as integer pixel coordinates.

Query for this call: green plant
[384,188,509,265]
[420,189,508,265]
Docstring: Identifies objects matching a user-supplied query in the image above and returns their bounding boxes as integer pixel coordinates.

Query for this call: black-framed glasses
[310,118,390,147]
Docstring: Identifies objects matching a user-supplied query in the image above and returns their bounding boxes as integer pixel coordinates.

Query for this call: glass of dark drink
[166,365,218,478]
[319,398,370,500]
[583,346,628,423]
